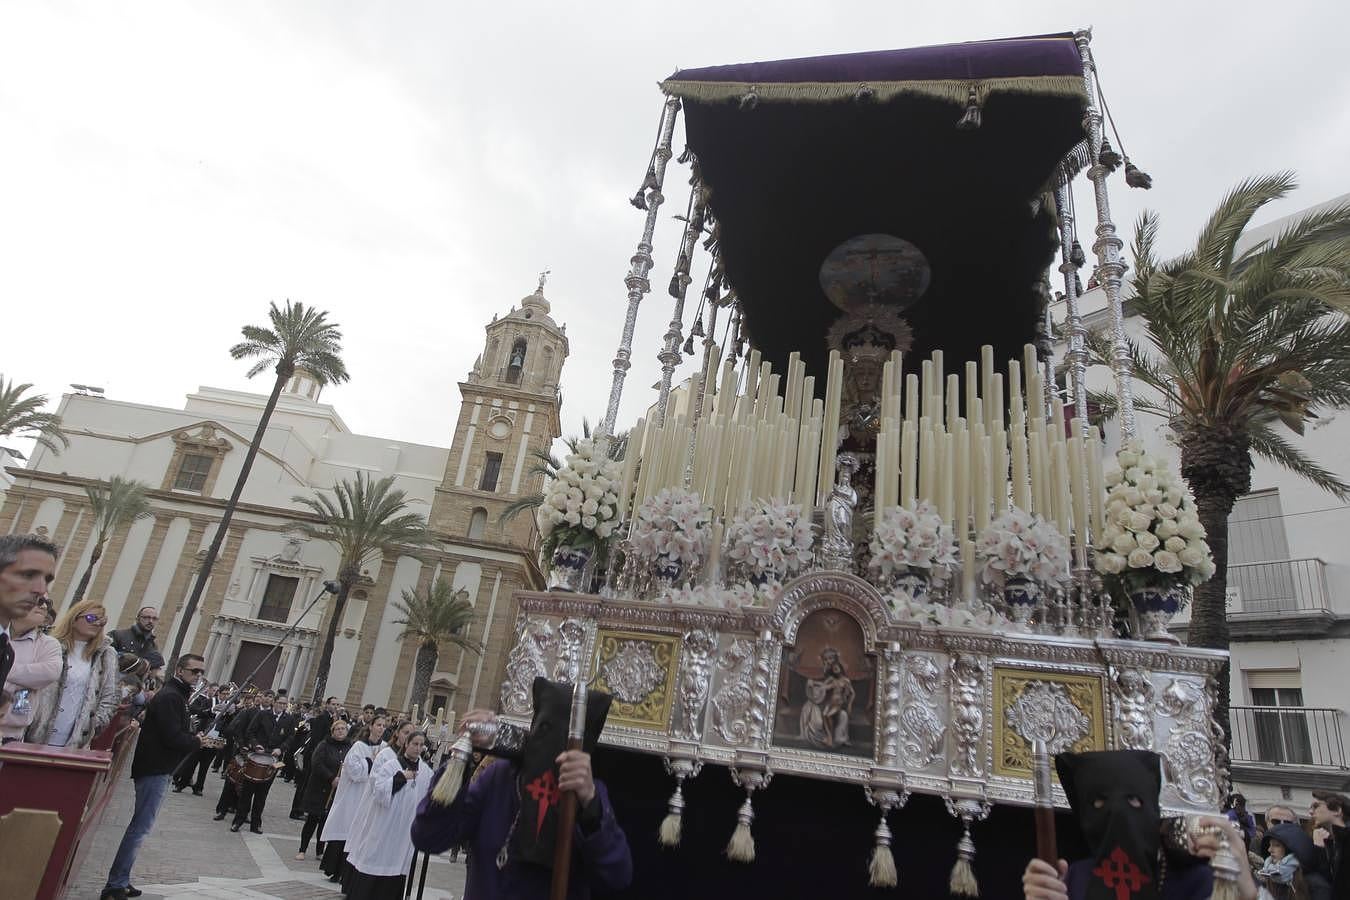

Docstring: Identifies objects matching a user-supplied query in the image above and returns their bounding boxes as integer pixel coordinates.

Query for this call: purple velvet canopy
[657,34,1090,394]
[662,33,1086,104]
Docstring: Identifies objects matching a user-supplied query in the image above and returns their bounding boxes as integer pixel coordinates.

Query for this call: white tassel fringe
[725,796,755,863]
[868,811,897,887]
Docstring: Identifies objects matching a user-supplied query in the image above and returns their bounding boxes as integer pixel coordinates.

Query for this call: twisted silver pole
[655,180,706,425]
[1074,29,1136,443]
[601,96,682,436]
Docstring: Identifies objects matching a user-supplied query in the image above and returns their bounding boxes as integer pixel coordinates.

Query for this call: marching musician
[172,681,220,795]
[230,692,296,833]
[214,689,271,821]
[1021,750,1257,900]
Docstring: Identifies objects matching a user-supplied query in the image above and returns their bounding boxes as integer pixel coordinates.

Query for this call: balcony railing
[1227,558,1330,616]
[1231,705,1348,769]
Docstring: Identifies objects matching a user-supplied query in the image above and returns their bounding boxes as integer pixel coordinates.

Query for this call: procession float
[488,31,1231,899]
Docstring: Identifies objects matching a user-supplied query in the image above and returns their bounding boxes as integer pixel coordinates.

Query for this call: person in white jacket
[0,597,60,742]
[318,715,387,881]
[344,731,432,900]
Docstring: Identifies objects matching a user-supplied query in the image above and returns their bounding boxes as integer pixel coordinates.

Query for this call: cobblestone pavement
[70,772,467,899]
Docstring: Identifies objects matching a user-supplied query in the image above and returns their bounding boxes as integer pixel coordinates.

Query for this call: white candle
[1052,441,1072,538]
[940,432,954,525]
[954,420,969,538]
[993,429,1009,514]
[973,431,991,532]
[990,373,1004,436]
[905,373,919,425]
[920,424,934,504]
[1028,430,1046,515]
[946,373,960,434]
[901,420,917,509]
[1088,428,1106,534]
[706,521,724,585]
[1011,433,1031,512]
[965,361,979,425]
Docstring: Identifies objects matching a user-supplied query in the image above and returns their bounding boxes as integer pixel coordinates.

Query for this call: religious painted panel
[993,668,1106,778]
[772,607,876,758]
[591,630,679,730]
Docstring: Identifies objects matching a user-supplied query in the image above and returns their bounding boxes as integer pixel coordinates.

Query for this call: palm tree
[1087,173,1350,738]
[292,472,434,700]
[392,577,480,714]
[167,300,349,662]
[72,476,153,604]
[0,376,69,454]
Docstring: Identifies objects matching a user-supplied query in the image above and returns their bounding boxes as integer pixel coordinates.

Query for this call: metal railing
[1227,558,1330,615]
[1230,705,1347,769]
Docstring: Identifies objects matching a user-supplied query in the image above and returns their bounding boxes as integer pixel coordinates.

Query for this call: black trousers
[290,767,309,815]
[233,777,274,828]
[215,778,238,815]
[175,747,214,792]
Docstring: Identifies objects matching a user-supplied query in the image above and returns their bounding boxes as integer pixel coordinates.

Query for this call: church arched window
[506,338,527,384]
[467,507,487,539]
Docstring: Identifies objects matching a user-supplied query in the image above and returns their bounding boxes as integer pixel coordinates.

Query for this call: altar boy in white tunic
[344,731,432,900]
[342,720,414,885]
[320,715,387,881]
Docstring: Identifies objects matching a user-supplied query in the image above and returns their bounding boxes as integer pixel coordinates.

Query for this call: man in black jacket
[110,607,166,676]
[101,654,206,900]
[231,693,296,833]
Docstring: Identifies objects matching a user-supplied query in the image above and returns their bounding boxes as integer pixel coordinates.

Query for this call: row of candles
[615,341,1108,575]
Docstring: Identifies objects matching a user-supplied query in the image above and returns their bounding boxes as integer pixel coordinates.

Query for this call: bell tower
[430,277,568,548]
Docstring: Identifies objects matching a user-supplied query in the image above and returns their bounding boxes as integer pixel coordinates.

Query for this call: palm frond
[292,472,434,574]
[85,476,154,539]
[229,300,350,385]
[1248,421,1350,501]
[391,577,481,653]
[0,376,70,452]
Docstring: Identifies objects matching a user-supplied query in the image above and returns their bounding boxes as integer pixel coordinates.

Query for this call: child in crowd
[1257,833,1299,897]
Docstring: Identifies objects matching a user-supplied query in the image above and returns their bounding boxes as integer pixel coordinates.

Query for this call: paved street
[71,771,467,900]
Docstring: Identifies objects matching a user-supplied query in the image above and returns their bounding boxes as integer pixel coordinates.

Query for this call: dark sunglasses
[1268,817,1295,826]
[81,613,108,625]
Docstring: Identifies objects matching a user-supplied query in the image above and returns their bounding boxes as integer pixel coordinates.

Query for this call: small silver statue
[818,452,859,572]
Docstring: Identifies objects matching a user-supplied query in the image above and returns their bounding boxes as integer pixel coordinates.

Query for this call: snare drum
[240,752,280,784]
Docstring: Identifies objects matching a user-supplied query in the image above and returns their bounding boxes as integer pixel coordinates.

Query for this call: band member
[172,682,217,795]
[411,678,632,899]
[230,693,295,833]
[1020,749,1257,900]
[214,690,270,821]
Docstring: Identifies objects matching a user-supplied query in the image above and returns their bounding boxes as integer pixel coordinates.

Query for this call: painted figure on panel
[774,609,874,758]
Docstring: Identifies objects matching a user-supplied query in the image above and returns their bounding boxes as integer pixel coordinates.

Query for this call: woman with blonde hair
[27,598,120,748]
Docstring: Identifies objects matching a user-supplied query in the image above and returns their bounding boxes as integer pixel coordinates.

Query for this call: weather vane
[537,268,551,293]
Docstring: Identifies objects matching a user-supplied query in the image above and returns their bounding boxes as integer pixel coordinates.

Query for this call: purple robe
[411,759,632,899]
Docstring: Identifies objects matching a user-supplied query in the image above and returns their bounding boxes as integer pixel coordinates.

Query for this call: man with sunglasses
[101,653,208,900]
[110,606,166,679]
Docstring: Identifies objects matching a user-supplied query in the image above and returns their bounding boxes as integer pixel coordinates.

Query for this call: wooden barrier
[0,711,137,900]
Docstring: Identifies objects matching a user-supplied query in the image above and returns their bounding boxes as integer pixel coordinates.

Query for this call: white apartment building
[1053,193,1350,811]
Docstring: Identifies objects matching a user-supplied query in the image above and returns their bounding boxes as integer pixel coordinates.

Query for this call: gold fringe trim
[660,74,1086,107]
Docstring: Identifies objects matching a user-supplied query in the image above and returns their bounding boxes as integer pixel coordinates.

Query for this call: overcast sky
[3,0,1347,457]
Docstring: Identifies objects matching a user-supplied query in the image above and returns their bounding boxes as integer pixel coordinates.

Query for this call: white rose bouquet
[537,437,622,565]
[1091,441,1216,597]
[725,499,815,585]
[867,501,959,585]
[631,487,712,573]
[974,506,1071,590]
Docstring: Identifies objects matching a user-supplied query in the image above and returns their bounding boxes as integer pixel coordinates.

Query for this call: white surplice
[343,745,396,859]
[320,738,378,843]
[346,753,432,878]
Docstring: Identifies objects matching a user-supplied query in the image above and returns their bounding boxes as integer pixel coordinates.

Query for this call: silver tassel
[955,86,982,130]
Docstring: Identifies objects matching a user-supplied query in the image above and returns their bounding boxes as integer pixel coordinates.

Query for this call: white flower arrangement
[725,499,814,584]
[669,580,781,611]
[630,487,712,569]
[867,501,959,585]
[886,594,1031,633]
[536,437,622,561]
[975,506,1071,590]
[1092,441,1216,595]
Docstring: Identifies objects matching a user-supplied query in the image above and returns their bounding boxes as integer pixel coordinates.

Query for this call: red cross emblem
[1092,846,1151,900]
[525,770,560,836]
